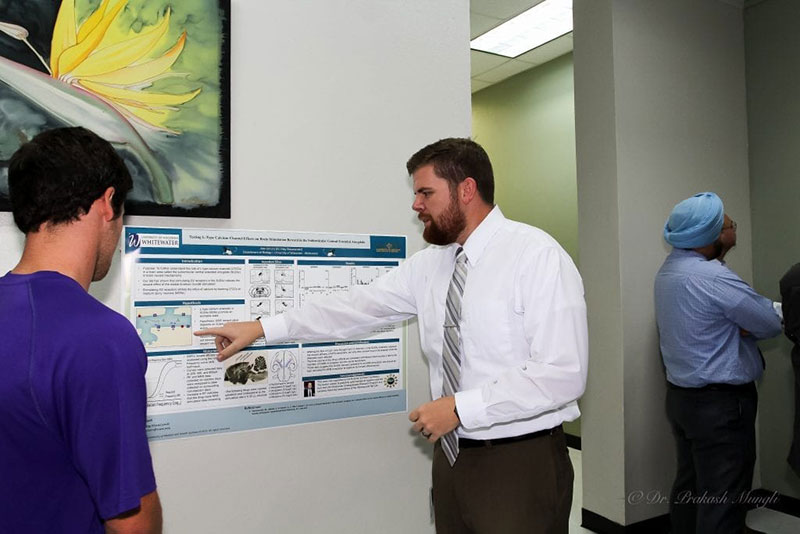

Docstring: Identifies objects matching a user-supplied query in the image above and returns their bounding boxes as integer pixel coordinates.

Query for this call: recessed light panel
[470,0,572,58]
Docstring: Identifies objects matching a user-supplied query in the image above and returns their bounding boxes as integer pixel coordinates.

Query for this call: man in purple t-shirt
[0,128,161,533]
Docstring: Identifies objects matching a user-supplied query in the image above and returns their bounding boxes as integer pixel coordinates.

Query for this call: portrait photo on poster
[0,0,231,218]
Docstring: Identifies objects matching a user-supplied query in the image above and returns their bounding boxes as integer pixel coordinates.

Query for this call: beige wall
[472,53,577,260]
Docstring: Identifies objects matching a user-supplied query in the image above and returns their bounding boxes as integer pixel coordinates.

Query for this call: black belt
[667,381,755,393]
[458,425,562,449]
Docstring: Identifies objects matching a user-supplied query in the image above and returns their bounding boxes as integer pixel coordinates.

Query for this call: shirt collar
[670,248,705,258]
[459,205,504,265]
[670,247,720,264]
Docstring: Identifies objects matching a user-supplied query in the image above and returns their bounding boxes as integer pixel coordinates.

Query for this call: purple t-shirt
[0,271,156,533]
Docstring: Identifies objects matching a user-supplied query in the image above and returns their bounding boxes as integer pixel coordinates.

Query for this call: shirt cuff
[773,301,784,321]
[259,315,289,344]
[454,388,486,430]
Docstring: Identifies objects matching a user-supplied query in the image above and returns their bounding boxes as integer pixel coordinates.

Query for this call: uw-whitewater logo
[128,233,142,249]
[128,233,180,249]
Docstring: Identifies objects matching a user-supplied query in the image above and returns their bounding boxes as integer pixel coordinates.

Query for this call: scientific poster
[122,226,406,441]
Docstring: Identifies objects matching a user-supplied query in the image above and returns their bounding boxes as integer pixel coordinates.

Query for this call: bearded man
[655,192,782,534]
[197,137,588,533]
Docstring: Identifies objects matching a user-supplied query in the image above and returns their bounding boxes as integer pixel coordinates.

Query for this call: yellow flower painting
[0,0,230,216]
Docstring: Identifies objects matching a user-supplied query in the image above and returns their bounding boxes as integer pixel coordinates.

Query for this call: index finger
[409,409,419,422]
[194,328,222,337]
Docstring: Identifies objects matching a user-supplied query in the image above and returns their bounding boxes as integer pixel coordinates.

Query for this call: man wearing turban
[655,192,782,533]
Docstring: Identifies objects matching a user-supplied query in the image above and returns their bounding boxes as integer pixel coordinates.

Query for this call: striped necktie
[441,246,468,466]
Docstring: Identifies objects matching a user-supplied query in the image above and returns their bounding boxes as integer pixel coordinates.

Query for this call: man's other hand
[194,320,264,361]
[409,396,459,443]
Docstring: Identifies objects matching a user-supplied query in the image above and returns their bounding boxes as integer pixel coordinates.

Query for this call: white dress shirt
[260,206,588,439]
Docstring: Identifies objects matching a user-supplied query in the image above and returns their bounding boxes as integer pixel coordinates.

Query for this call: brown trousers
[431,427,573,534]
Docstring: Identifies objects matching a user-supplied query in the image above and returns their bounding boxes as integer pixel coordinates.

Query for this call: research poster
[122,227,407,441]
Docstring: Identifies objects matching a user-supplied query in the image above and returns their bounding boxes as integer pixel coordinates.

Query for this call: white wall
[575,0,752,526]
[0,1,470,531]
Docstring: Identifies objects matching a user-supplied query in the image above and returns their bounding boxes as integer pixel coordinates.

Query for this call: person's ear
[459,177,478,204]
[99,186,117,222]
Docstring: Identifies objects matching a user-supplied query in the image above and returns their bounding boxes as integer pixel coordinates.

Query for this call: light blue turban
[663,192,724,248]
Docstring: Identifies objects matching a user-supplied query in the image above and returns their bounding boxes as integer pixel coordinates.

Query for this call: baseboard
[566,433,581,450]
[581,490,800,533]
[581,509,670,534]
[749,488,800,517]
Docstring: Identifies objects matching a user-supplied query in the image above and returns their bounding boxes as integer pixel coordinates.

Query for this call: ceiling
[470,0,573,93]
[469,0,751,93]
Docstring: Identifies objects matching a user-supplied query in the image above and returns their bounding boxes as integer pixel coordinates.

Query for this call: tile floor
[747,507,800,533]
[567,448,800,533]
[567,448,602,534]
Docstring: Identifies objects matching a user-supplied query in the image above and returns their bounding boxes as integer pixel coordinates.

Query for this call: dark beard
[709,239,724,260]
[422,196,466,245]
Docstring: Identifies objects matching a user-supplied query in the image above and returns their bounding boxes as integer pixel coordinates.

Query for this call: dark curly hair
[406,137,494,204]
[8,127,132,233]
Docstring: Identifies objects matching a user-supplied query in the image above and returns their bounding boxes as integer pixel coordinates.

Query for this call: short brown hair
[406,138,494,204]
[9,127,132,233]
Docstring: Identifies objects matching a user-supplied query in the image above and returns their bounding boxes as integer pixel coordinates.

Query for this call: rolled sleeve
[454,388,484,429]
[714,274,782,340]
[261,314,290,344]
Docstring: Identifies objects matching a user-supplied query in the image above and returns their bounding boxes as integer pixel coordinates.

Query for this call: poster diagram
[146,358,183,406]
[271,350,298,382]
[224,352,268,386]
[136,306,192,347]
[298,262,393,307]
[123,227,406,441]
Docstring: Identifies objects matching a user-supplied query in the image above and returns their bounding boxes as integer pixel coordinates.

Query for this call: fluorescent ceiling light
[470,0,573,58]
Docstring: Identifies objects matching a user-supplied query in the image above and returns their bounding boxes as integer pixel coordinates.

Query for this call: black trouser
[666,382,757,534]
[431,426,573,534]
[789,346,800,475]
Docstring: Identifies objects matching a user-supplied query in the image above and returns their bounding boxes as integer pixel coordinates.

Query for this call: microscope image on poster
[223,352,268,386]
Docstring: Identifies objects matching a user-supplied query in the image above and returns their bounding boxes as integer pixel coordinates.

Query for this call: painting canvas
[0,0,230,217]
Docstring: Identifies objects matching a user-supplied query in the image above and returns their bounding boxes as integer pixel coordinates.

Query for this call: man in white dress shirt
[197,138,588,533]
